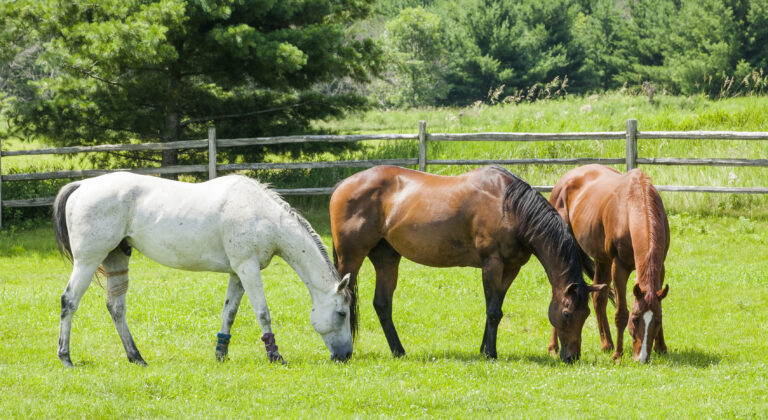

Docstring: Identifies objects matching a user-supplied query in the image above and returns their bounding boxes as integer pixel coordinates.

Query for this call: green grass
[2,212,768,417]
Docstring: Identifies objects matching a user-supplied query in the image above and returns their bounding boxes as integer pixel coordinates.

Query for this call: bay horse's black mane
[491,166,593,288]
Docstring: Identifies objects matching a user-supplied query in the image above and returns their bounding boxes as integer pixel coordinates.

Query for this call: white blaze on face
[637,310,653,363]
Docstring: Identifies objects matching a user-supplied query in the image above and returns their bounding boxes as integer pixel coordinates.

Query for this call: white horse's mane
[244,176,337,279]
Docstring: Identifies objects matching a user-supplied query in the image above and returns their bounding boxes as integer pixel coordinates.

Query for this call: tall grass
[3,92,768,220]
[313,93,768,217]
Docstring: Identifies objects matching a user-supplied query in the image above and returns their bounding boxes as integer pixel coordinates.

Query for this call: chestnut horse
[549,164,670,363]
[330,165,606,362]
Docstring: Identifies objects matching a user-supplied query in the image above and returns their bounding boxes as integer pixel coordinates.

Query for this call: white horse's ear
[337,273,350,293]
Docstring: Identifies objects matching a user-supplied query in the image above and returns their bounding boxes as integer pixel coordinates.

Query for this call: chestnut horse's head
[549,281,607,363]
[628,283,669,363]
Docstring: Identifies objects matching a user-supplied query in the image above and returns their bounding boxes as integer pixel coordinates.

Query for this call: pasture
[1,211,767,417]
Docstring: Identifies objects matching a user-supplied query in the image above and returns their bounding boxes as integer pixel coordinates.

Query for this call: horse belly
[385,229,479,267]
[128,225,232,272]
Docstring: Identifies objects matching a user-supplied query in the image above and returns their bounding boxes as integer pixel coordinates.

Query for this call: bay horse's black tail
[53,182,81,263]
[333,240,359,341]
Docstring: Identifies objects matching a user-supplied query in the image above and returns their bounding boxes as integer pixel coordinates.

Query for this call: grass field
[1,211,768,417]
[2,92,768,417]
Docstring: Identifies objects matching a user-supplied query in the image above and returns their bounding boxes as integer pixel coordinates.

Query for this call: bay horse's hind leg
[58,258,103,367]
[368,240,405,357]
[102,248,146,365]
[215,274,245,361]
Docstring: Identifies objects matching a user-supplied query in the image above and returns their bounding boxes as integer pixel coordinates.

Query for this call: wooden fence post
[626,119,638,171]
[418,120,427,172]
[208,127,217,180]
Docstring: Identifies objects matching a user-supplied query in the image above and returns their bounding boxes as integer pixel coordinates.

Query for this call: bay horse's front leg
[234,260,283,363]
[479,258,516,359]
[368,241,405,357]
[216,274,245,361]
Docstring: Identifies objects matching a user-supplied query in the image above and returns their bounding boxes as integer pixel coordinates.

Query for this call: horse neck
[274,213,335,299]
[528,237,583,293]
[628,179,667,295]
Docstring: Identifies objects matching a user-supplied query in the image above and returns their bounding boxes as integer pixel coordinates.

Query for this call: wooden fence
[2,118,768,227]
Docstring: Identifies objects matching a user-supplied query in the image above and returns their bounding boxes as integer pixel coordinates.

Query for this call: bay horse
[329,165,606,362]
[53,172,353,367]
[549,164,670,363]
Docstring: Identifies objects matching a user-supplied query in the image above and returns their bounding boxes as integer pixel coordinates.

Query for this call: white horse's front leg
[234,260,283,363]
[215,274,245,361]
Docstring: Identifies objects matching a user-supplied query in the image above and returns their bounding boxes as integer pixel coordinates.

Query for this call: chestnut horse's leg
[654,264,668,354]
[592,261,614,352]
[368,240,405,357]
[611,260,631,361]
[479,257,516,359]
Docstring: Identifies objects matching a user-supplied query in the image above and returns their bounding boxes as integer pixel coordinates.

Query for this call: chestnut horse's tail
[333,240,359,341]
[629,173,668,299]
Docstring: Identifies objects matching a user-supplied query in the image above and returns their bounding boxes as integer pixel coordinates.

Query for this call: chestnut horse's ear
[337,273,350,293]
[633,283,645,300]
[657,284,669,300]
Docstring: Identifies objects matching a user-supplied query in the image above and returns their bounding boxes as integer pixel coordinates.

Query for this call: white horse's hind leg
[102,249,146,365]
[215,274,245,361]
[234,259,283,363]
[58,259,102,367]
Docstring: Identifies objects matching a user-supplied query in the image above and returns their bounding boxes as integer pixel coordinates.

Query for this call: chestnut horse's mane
[632,174,667,304]
[493,166,588,295]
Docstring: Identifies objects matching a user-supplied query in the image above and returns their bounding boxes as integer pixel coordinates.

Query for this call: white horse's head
[310,273,353,361]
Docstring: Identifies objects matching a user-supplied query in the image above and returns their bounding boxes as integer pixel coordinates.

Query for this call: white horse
[52,172,353,366]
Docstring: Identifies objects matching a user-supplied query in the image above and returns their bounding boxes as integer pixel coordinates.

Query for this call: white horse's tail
[53,181,82,263]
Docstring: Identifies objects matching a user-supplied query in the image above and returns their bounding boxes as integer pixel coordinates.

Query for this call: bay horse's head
[310,273,354,361]
[549,281,607,363]
[628,283,669,363]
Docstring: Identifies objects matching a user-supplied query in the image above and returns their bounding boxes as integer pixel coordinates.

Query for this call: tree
[1,0,381,171]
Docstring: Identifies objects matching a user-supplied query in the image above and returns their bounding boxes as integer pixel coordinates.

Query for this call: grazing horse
[52,172,353,367]
[549,164,670,363]
[329,165,606,362]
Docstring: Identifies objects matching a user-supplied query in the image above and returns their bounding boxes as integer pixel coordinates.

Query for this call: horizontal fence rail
[2,118,768,228]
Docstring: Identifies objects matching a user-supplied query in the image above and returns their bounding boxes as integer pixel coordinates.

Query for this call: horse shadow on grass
[350,348,721,368]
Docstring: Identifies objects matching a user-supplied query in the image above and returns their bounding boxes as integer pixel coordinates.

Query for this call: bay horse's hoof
[601,343,615,352]
[612,351,622,362]
[128,355,147,366]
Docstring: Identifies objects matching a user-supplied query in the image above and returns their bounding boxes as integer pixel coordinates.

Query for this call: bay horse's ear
[633,283,645,300]
[337,273,351,294]
[563,283,579,297]
[657,284,669,300]
[587,283,608,294]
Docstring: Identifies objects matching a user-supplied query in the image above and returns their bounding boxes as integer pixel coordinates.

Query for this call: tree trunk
[161,110,179,179]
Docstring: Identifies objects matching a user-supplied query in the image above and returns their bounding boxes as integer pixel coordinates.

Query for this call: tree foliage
[1,0,381,166]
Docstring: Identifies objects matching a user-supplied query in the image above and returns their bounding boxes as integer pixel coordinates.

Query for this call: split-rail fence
[2,118,768,227]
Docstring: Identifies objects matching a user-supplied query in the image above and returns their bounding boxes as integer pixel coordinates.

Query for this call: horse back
[330,166,518,268]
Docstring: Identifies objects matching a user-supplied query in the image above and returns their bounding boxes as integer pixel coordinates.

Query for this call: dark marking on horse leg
[261,333,284,363]
[215,333,231,361]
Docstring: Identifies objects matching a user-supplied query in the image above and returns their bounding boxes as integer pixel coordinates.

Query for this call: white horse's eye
[336,310,347,318]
